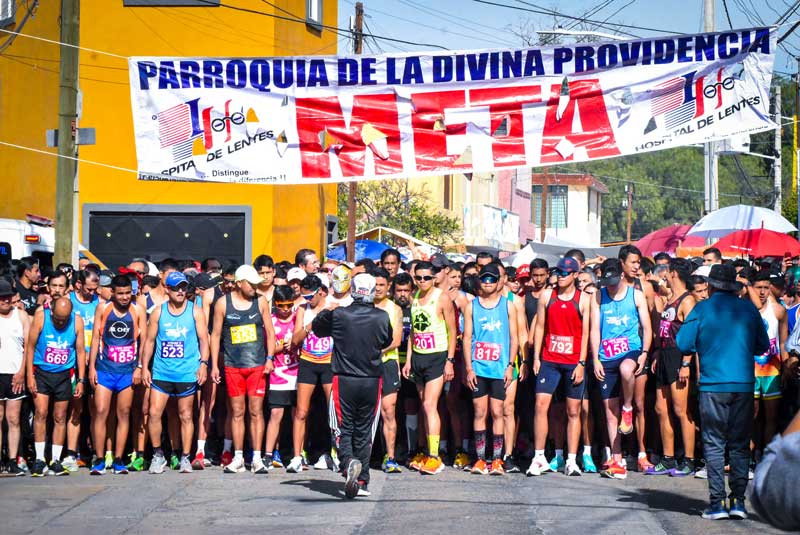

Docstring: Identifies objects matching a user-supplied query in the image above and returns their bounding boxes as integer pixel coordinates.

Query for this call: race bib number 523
[161,341,184,359]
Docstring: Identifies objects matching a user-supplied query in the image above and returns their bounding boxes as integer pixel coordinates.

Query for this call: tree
[337,180,462,246]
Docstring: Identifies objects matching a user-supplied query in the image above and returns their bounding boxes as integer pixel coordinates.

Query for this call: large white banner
[129,27,776,184]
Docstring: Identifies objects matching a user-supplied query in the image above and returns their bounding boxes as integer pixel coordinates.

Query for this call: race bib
[602,336,630,358]
[413,332,436,351]
[755,338,779,366]
[161,340,184,359]
[108,344,136,364]
[84,330,93,349]
[474,341,501,361]
[230,324,257,345]
[548,335,574,355]
[658,320,672,339]
[306,334,332,354]
[44,346,70,365]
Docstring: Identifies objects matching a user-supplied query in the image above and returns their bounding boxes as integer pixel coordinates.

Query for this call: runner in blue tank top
[24,297,86,477]
[141,272,210,475]
[590,258,651,481]
[462,263,518,476]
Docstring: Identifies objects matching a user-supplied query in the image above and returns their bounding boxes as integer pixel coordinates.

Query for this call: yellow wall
[1,0,338,263]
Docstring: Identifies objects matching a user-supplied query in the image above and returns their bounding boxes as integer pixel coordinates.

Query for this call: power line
[722,0,734,29]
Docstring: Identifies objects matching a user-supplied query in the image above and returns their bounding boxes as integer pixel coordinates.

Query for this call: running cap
[556,257,581,274]
[351,273,376,303]
[598,258,622,288]
[99,270,115,287]
[478,263,501,279]
[0,279,14,297]
[235,264,264,285]
[193,272,219,290]
[315,273,330,290]
[165,271,188,288]
[287,267,306,283]
[516,264,531,281]
[692,265,711,278]
[430,252,451,269]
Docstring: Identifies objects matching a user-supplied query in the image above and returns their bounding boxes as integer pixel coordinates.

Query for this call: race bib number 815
[474,341,501,361]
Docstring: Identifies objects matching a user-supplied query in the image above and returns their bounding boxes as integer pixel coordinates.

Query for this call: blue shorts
[96,369,134,393]
[151,379,197,398]
[536,360,586,400]
[598,352,640,400]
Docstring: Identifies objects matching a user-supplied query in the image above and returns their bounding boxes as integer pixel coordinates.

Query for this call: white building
[529,173,607,247]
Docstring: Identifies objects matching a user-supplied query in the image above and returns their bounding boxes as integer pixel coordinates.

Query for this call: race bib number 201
[413,332,436,351]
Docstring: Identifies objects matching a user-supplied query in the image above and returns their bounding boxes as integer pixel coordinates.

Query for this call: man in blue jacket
[677,263,769,521]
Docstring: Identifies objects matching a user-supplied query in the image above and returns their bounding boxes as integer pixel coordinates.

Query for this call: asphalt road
[0,463,786,535]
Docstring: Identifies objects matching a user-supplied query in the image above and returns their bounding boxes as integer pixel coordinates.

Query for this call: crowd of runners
[0,245,798,520]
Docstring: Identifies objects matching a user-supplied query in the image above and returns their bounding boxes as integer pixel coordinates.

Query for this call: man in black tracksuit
[312,273,392,499]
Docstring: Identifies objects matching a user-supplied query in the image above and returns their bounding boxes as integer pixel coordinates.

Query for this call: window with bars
[531,185,568,229]
[306,0,323,30]
[0,0,15,26]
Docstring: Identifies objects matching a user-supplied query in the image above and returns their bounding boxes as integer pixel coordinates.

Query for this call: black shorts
[472,376,506,401]
[400,376,418,400]
[151,379,197,398]
[268,389,297,408]
[0,373,25,401]
[410,351,447,385]
[34,368,73,402]
[655,348,692,387]
[381,360,401,396]
[297,359,333,386]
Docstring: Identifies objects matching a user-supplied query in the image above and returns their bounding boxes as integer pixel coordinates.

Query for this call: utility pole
[55,0,79,265]
[540,170,548,242]
[774,85,782,212]
[345,2,363,263]
[625,183,633,243]
[703,0,719,214]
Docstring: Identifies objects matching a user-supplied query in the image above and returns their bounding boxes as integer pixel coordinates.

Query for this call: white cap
[351,273,376,303]
[693,265,711,278]
[287,267,306,282]
[235,264,264,285]
[147,261,159,277]
[315,273,330,289]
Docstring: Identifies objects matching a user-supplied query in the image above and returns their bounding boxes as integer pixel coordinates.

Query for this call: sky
[335,0,800,76]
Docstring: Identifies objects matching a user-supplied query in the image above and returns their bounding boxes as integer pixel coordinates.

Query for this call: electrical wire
[722,0,734,29]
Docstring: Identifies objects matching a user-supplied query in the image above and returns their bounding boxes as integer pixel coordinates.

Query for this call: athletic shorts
[536,360,586,400]
[268,389,297,408]
[297,359,333,386]
[654,348,688,387]
[151,379,197,398]
[381,360,401,396]
[34,368,74,402]
[754,375,782,400]
[472,376,506,401]
[96,369,134,393]
[0,373,26,401]
[410,351,447,385]
[400,376,418,399]
[598,352,639,400]
[225,365,267,398]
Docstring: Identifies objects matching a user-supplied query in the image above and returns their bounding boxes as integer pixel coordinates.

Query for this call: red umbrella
[713,228,800,258]
[635,224,705,256]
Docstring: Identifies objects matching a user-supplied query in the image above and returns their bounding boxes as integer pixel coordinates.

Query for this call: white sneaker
[179,456,193,473]
[251,457,268,474]
[149,453,167,474]
[695,467,708,479]
[526,456,551,476]
[357,484,371,497]
[61,455,79,473]
[565,460,581,476]
[620,458,627,469]
[314,454,330,470]
[286,455,303,473]
[224,456,246,474]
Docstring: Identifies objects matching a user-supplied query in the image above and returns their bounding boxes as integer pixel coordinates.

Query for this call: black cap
[430,252,451,269]
[598,258,622,287]
[193,272,219,290]
[478,263,501,279]
[0,279,14,297]
[505,266,517,280]
[708,264,743,293]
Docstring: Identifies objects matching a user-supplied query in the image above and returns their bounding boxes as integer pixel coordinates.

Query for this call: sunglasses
[556,269,574,277]
[301,289,319,300]
[415,275,434,282]
[223,279,236,285]
[479,275,499,284]
[274,301,294,310]
[168,285,188,293]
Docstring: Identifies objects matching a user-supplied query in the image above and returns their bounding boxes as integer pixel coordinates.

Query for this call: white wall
[541,185,602,247]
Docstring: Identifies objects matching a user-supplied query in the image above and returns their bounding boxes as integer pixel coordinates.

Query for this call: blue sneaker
[271,450,284,469]
[701,500,730,520]
[728,498,748,520]
[383,456,402,473]
[112,459,128,474]
[582,453,597,473]
[90,460,106,475]
[549,454,565,472]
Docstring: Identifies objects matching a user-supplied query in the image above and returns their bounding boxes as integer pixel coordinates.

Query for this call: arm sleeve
[676,309,699,355]
[311,309,333,338]
[751,432,800,531]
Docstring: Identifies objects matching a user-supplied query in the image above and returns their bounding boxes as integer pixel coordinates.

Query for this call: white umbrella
[687,204,797,240]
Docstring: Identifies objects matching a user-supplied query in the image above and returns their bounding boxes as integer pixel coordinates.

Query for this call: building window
[531,185,568,229]
[123,0,220,6]
[306,0,323,30]
[0,0,15,26]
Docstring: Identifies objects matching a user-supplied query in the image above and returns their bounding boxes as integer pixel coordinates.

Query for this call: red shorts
[225,366,267,398]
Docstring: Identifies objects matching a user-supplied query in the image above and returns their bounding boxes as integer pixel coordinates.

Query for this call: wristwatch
[680,360,692,368]
[446,357,455,364]
[577,360,586,367]
[266,355,275,362]
[78,378,87,385]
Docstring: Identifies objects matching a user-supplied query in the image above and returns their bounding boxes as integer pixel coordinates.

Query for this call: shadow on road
[281,478,343,499]
[618,488,707,516]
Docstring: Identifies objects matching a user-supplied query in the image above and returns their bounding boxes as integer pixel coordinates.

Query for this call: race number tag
[755,338,779,366]
[306,334,332,354]
[230,324,257,345]
[658,320,672,339]
[108,345,136,364]
[474,341,501,361]
[548,335,574,355]
[602,336,630,358]
[44,346,70,365]
[413,332,436,351]
[84,330,93,349]
[161,341,184,359]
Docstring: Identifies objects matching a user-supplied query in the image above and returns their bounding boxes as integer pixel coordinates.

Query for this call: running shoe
[104,451,114,468]
[382,454,402,473]
[224,456,246,474]
[701,500,729,520]
[127,452,145,472]
[618,406,634,435]
[16,456,28,473]
[169,454,180,471]
[331,449,340,472]
[6,462,24,477]
[263,453,274,470]
[748,461,755,480]
[420,456,444,475]
[220,450,233,468]
[191,452,206,471]
[344,459,362,499]
[30,459,47,477]
[645,461,674,476]
[453,450,470,469]
[582,453,597,473]
[357,481,371,497]
[728,498,748,520]
[251,456,269,474]
[286,455,304,473]
[489,458,505,476]
[600,460,627,480]
[669,459,694,477]
[301,449,310,469]
[49,460,69,476]
[314,453,334,470]
[408,452,426,471]
[565,460,581,476]
[549,454,565,472]
[271,450,284,468]
[503,455,520,473]
[61,455,79,473]
[90,460,106,475]
[76,455,89,468]
[526,456,551,476]
[694,467,708,479]
[112,459,129,475]
[470,459,489,475]
[179,456,193,473]
[149,453,167,474]
[637,456,654,473]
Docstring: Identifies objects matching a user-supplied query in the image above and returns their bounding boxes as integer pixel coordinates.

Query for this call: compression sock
[475,430,487,460]
[428,435,440,458]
